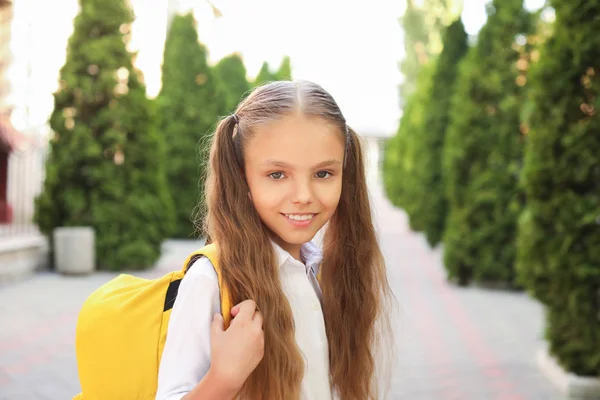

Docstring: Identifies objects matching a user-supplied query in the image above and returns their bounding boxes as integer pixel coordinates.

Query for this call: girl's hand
[209,299,265,393]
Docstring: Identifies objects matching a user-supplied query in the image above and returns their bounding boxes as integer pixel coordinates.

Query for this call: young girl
[156,80,395,400]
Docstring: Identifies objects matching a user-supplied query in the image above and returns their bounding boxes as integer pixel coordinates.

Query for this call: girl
[156,80,395,400]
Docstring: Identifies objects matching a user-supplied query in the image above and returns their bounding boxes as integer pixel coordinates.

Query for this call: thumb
[211,313,224,334]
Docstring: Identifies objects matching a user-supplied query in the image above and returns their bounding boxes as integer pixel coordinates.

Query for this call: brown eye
[315,171,331,179]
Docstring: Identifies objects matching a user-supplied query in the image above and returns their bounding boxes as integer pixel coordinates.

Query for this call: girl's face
[243,113,345,258]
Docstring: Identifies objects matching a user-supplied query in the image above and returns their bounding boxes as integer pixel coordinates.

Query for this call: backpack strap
[182,243,233,328]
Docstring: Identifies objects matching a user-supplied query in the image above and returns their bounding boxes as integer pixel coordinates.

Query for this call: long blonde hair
[199,80,395,399]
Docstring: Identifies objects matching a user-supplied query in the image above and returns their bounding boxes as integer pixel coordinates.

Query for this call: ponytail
[321,126,394,399]
[213,114,244,179]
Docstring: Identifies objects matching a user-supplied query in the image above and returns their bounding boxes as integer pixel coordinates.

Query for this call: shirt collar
[271,239,323,274]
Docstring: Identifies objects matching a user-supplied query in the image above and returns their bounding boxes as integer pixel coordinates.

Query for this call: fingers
[211,313,224,334]
[231,304,240,317]
[253,309,263,328]
[230,300,264,332]
[231,299,257,321]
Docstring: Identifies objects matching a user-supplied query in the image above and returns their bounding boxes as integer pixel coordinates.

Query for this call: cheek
[247,179,284,212]
[252,192,282,214]
[318,181,343,212]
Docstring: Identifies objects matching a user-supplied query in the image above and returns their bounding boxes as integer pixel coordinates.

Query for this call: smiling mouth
[281,213,317,221]
[281,213,319,227]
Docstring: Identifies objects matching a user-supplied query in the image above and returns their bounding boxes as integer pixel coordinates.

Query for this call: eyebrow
[261,159,342,168]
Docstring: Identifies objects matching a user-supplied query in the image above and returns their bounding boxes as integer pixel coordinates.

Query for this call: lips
[283,213,316,221]
[281,213,318,227]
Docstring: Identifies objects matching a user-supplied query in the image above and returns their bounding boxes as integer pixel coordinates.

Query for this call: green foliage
[382,134,403,209]
[383,61,436,233]
[274,56,292,80]
[399,0,460,102]
[443,0,531,285]
[517,0,600,376]
[157,12,224,238]
[385,0,462,229]
[214,53,250,113]
[253,57,292,86]
[413,18,468,246]
[34,0,174,270]
[253,62,277,86]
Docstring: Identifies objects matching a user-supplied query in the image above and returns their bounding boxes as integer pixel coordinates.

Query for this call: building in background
[0,0,48,284]
[0,0,17,225]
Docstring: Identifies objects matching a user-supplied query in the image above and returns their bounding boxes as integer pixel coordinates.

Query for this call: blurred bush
[517,0,600,376]
[383,60,435,234]
[398,0,461,104]
[214,53,251,114]
[442,0,532,286]
[253,56,292,87]
[156,12,225,239]
[415,18,468,247]
[35,0,174,270]
[384,0,463,243]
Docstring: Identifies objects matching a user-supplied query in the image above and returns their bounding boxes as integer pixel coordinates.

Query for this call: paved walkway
[372,185,562,400]
[0,184,563,399]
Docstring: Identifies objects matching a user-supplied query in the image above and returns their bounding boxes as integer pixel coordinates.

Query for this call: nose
[291,177,314,205]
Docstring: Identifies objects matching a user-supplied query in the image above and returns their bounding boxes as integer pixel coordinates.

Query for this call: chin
[271,220,325,245]
[277,230,317,245]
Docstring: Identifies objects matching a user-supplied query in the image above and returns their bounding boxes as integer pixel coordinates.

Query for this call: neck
[272,236,302,261]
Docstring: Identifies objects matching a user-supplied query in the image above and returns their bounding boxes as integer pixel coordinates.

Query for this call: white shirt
[156,240,333,400]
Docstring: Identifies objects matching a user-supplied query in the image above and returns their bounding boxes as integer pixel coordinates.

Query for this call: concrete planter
[537,346,600,399]
[53,227,95,274]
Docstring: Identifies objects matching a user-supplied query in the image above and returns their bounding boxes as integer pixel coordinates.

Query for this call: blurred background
[1,0,598,399]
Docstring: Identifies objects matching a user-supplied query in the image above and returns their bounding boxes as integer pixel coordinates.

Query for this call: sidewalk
[0,184,563,399]
[372,185,562,400]
[0,240,203,400]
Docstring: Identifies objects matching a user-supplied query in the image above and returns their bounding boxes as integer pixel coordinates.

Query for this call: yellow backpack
[72,243,232,400]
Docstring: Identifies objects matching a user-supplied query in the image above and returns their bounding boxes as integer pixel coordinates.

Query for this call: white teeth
[285,214,314,221]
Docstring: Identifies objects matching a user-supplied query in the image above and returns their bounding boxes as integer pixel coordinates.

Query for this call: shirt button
[312,303,320,310]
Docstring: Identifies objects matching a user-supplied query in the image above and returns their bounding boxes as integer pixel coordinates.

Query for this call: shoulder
[179,255,219,291]
[170,255,221,314]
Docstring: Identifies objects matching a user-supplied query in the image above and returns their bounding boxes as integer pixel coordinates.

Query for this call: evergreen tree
[382,132,403,208]
[443,0,531,285]
[253,57,291,86]
[253,61,276,86]
[517,0,600,376]
[399,0,459,103]
[214,53,250,113]
[383,61,436,232]
[35,0,174,270]
[416,18,468,247]
[384,0,459,216]
[157,12,224,238]
[274,56,292,80]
